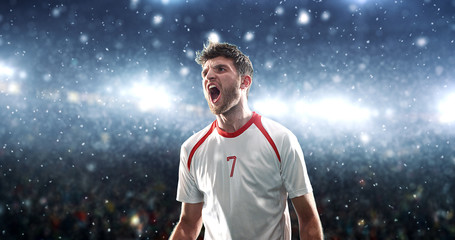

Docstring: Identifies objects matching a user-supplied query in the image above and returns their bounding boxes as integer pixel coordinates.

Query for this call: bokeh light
[438,93,455,123]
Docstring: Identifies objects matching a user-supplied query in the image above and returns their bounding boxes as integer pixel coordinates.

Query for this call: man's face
[201,56,242,115]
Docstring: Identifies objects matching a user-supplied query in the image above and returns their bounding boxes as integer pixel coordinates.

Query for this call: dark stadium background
[1,0,454,239]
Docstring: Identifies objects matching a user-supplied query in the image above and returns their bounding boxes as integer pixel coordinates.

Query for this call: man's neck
[216,104,253,133]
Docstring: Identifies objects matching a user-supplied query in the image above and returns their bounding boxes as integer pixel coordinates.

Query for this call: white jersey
[176,112,313,240]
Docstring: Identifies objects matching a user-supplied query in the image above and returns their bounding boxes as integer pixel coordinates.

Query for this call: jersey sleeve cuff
[288,187,313,199]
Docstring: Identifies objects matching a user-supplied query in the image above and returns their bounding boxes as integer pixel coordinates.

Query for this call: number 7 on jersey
[227,156,237,177]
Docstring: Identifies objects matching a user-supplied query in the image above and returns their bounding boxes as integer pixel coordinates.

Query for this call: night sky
[1,0,455,239]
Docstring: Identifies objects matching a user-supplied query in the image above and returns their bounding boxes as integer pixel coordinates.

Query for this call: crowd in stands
[1,138,453,239]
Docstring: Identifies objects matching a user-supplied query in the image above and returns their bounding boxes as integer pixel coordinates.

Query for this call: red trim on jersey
[254,115,282,162]
[187,112,281,170]
[216,112,259,138]
[187,121,217,170]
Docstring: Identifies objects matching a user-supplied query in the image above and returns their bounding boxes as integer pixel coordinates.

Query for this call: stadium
[1,0,454,239]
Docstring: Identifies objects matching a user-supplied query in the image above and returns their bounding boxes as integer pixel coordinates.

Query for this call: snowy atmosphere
[1,0,454,239]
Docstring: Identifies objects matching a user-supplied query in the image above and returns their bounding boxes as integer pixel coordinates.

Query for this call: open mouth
[209,85,221,103]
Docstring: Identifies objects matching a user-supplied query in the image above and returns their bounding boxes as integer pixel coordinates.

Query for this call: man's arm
[291,193,323,240]
[169,202,204,240]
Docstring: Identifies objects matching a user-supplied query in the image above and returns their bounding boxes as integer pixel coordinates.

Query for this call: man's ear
[240,75,252,90]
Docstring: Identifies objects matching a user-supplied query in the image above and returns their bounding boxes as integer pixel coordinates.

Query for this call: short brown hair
[195,42,254,79]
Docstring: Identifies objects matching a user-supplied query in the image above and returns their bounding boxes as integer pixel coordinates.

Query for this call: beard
[205,82,241,115]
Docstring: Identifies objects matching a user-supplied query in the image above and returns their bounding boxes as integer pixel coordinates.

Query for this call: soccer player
[170,42,323,240]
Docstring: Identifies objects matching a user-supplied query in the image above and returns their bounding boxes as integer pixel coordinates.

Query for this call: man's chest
[191,133,283,196]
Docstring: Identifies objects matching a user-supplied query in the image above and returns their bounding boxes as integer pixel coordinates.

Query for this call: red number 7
[227,156,237,177]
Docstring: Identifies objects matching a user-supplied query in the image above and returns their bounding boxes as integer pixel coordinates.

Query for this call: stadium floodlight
[7,82,21,95]
[253,98,289,118]
[129,82,172,112]
[67,91,81,103]
[347,0,368,4]
[0,63,15,77]
[295,97,372,123]
[438,93,455,123]
[360,132,370,144]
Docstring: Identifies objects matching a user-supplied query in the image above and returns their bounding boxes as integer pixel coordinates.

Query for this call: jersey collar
[215,112,259,138]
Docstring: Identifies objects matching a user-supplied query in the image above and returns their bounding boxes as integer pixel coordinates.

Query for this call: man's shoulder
[259,115,294,137]
[182,120,216,149]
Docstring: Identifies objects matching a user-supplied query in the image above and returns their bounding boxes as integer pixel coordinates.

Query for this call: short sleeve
[176,145,204,203]
[279,132,313,199]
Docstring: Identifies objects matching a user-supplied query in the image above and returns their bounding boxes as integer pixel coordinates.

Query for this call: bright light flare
[0,80,22,95]
[254,98,289,118]
[296,98,372,123]
[207,31,220,43]
[438,93,455,123]
[130,82,172,112]
[152,14,163,26]
[7,82,21,95]
[360,132,370,144]
[0,63,15,76]
[67,91,81,103]
[297,10,311,25]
